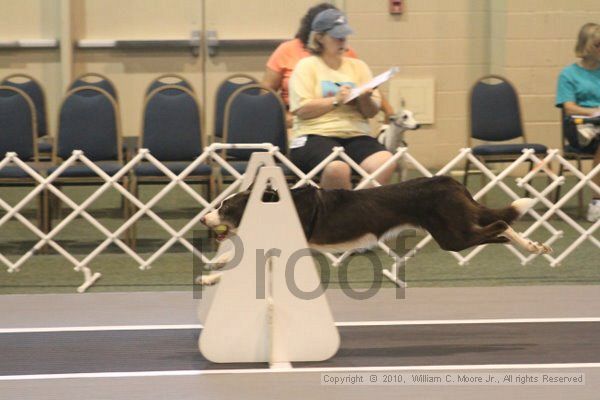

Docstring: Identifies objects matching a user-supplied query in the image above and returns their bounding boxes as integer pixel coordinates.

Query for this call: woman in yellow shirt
[288,9,394,189]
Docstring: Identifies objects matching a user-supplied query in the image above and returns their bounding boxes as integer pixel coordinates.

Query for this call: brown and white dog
[198,176,551,285]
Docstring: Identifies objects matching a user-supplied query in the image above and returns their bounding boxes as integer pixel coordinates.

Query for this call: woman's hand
[356,88,380,118]
[358,88,374,100]
[336,85,352,104]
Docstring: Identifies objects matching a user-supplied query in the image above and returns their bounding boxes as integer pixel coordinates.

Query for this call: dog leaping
[197,176,552,286]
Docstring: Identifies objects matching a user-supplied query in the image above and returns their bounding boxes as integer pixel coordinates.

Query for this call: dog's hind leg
[429,220,508,252]
[472,220,512,245]
[479,236,510,245]
[467,220,513,247]
[500,226,552,254]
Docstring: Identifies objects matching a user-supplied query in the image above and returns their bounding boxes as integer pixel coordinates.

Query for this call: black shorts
[289,134,388,173]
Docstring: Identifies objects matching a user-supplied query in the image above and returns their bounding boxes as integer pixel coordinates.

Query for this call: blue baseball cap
[311,9,354,39]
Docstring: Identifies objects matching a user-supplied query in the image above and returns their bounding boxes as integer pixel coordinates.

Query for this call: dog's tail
[511,198,536,217]
[479,198,535,225]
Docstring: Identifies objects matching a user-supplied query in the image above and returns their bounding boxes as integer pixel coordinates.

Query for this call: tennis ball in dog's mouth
[214,224,228,235]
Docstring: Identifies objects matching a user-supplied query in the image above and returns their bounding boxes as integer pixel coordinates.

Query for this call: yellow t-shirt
[289,56,381,138]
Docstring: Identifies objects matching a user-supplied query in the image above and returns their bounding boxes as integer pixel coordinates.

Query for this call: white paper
[344,66,399,103]
[571,111,600,119]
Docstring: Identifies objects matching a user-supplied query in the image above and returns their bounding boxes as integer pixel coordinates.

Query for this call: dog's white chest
[309,234,379,254]
[308,225,417,254]
[381,224,418,242]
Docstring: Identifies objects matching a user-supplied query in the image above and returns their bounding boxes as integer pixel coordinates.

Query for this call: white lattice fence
[0,144,598,292]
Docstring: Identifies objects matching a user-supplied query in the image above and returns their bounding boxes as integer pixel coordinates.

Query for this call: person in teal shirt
[556,22,600,222]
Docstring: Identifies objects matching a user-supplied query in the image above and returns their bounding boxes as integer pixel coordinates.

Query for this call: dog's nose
[415,124,421,129]
[200,216,206,225]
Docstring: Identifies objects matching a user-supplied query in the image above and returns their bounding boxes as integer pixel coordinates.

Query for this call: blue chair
[145,74,194,97]
[464,75,547,187]
[131,85,212,247]
[134,85,211,185]
[213,74,257,141]
[110,75,197,159]
[0,85,44,229]
[47,86,128,235]
[68,72,118,101]
[219,84,291,189]
[555,109,596,216]
[1,74,52,157]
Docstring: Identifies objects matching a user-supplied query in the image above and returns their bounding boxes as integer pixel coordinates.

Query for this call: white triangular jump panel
[197,152,281,325]
[239,152,278,191]
[199,166,339,363]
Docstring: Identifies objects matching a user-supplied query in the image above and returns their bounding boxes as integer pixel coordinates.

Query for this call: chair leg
[217,175,224,196]
[478,158,487,206]
[46,186,58,232]
[120,190,126,217]
[39,188,50,254]
[53,184,63,221]
[122,176,131,247]
[524,160,533,198]
[577,157,584,218]
[463,159,471,187]
[130,178,138,251]
[36,189,43,233]
[207,177,218,241]
[554,162,564,205]
[545,157,554,201]
[209,176,216,202]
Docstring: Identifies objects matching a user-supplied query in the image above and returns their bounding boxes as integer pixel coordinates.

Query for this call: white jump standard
[199,166,340,366]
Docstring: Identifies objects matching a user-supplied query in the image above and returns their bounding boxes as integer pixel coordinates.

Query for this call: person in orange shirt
[262,2,394,127]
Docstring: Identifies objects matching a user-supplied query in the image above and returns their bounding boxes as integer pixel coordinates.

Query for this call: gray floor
[2,286,600,399]
[3,285,600,328]
[2,322,599,375]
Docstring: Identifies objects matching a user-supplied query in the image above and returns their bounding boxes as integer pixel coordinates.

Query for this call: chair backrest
[145,74,194,96]
[68,72,118,101]
[1,74,48,137]
[55,87,121,161]
[141,85,203,161]
[469,75,524,144]
[0,86,37,161]
[213,74,258,139]
[223,84,287,160]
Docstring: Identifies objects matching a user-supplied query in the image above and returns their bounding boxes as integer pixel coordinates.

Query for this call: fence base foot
[77,271,102,293]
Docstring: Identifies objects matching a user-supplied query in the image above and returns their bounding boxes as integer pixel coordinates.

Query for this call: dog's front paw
[195,273,221,286]
[208,251,233,270]
[539,243,553,254]
[526,240,552,254]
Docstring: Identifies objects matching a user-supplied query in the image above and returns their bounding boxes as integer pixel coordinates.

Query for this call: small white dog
[377,108,420,151]
[377,107,420,180]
